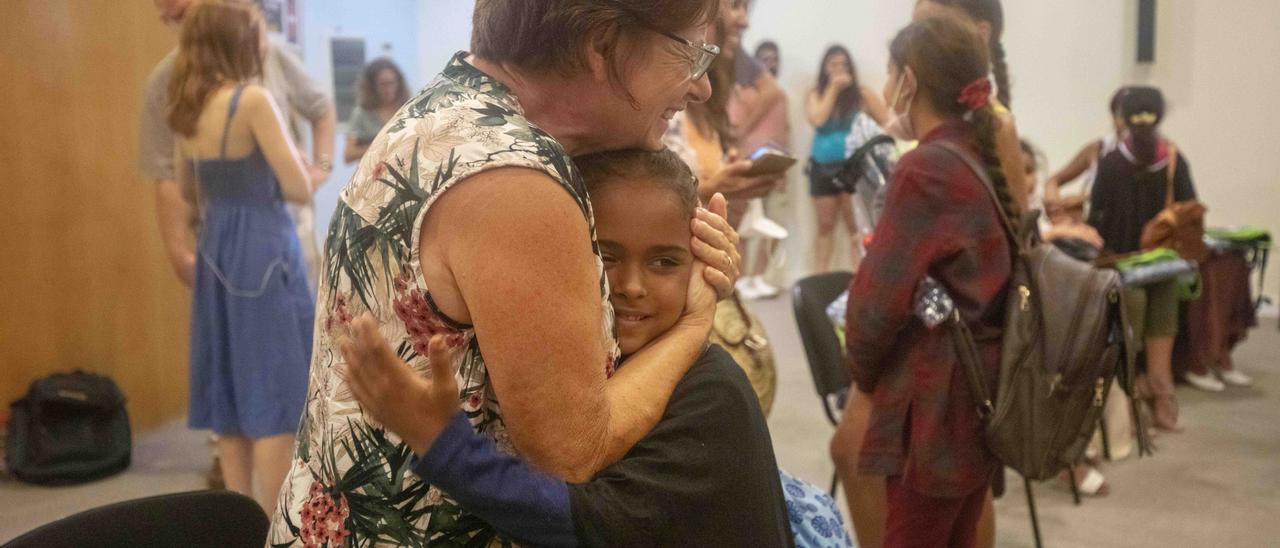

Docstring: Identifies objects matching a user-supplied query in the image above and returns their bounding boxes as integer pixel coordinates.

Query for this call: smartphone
[744,146,798,177]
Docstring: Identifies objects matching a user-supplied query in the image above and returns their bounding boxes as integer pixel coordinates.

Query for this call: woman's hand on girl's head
[342,314,461,456]
[690,193,742,301]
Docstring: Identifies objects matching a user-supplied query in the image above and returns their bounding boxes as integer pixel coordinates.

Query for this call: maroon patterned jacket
[845,122,1012,498]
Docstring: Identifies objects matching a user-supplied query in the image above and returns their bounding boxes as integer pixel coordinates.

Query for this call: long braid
[926,0,1012,108]
[970,106,1019,231]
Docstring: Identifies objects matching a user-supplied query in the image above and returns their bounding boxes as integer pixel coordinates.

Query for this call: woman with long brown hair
[833,3,1020,545]
[167,0,314,510]
[843,14,1016,546]
[343,57,411,164]
[805,45,889,273]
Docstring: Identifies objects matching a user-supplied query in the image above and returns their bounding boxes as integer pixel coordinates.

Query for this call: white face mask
[883,69,916,141]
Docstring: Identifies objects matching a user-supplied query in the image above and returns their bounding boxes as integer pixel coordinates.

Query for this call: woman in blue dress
[167,2,315,510]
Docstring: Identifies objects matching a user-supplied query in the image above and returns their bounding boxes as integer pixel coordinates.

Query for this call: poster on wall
[258,0,303,53]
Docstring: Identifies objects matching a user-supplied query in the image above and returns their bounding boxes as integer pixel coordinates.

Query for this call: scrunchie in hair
[958,77,992,111]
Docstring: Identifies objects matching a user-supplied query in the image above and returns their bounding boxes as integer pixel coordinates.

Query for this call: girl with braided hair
[913,0,1030,211]
[841,13,1017,547]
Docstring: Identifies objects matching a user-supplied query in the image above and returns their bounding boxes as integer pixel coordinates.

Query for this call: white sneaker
[751,277,781,299]
[1184,370,1226,392]
[736,277,763,300]
[1217,369,1254,387]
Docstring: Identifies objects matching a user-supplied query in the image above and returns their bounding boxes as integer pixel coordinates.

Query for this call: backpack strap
[219,84,248,159]
[929,141,1015,419]
[1163,142,1179,208]
[948,308,995,419]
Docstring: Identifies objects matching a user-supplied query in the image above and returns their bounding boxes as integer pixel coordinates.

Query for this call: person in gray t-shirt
[343,58,411,165]
[139,0,335,290]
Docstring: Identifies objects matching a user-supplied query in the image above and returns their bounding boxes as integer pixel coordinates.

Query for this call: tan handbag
[710,294,777,416]
[1139,144,1209,262]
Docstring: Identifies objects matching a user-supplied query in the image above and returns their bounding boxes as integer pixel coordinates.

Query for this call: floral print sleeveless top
[269,52,618,547]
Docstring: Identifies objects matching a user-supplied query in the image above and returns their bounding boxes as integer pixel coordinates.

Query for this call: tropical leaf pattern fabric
[268,52,618,547]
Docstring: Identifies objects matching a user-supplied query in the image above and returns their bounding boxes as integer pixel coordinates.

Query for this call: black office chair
[3,490,268,548]
[791,271,854,495]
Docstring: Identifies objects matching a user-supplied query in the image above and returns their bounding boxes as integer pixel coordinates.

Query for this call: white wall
[745,0,1280,307]
[418,0,476,80]
[1133,0,1280,310]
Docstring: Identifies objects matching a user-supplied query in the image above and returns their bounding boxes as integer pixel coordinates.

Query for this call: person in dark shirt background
[1089,86,1195,432]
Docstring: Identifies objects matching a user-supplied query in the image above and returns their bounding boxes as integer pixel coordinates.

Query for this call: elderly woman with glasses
[268,1,749,546]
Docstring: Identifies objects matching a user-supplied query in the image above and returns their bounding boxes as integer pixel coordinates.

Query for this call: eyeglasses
[649,29,721,81]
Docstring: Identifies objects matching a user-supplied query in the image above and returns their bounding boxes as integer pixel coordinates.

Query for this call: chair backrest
[4,490,268,548]
[791,271,854,400]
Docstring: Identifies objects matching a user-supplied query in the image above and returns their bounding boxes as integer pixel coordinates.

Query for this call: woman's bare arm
[343,134,371,165]
[1044,140,1102,202]
[243,85,312,204]
[806,88,837,127]
[860,86,890,127]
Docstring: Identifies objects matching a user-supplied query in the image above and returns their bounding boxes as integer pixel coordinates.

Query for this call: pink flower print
[299,481,351,548]
[605,354,617,378]
[372,161,388,182]
[392,269,461,358]
[394,269,412,292]
[325,293,354,335]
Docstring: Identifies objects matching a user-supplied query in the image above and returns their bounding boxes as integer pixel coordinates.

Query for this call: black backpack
[6,371,131,485]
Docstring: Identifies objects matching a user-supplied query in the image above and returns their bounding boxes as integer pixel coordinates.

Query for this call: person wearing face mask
[842,14,1017,547]
[1089,86,1198,433]
[912,0,1029,211]
[343,58,411,165]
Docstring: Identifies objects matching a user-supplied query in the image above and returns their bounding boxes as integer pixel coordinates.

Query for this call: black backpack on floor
[6,371,131,485]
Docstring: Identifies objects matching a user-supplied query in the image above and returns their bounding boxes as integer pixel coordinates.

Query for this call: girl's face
[593,179,694,355]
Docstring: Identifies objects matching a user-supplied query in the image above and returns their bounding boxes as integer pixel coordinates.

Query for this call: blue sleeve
[410,414,577,548]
